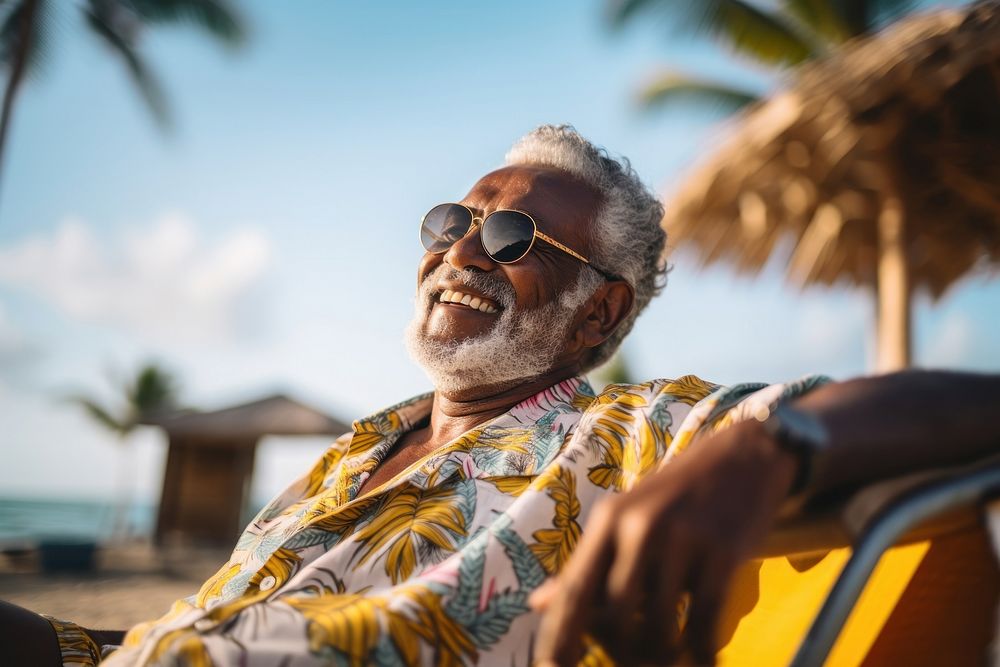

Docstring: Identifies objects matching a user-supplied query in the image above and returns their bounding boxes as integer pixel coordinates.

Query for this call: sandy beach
[0,542,229,630]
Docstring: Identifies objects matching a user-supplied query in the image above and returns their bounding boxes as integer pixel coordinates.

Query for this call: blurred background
[0,0,998,623]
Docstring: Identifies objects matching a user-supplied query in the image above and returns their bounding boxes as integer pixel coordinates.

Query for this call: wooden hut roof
[145,394,351,443]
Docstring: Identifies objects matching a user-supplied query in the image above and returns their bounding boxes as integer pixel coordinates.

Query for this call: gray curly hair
[505,125,667,370]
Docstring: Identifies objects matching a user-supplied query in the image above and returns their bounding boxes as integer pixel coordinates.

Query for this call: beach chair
[715,454,1000,666]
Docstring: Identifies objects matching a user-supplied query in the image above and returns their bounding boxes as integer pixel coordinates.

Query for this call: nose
[443,220,495,273]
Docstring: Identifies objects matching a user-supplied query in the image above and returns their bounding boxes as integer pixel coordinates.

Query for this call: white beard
[404,265,598,394]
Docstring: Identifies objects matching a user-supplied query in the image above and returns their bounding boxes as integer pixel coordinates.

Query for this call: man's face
[406,165,603,394]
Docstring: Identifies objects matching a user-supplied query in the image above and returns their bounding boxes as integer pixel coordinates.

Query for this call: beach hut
[145,394,349,546]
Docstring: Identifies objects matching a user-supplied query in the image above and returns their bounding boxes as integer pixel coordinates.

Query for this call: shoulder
[578,376,724,436]
[666,374,833,457]
[588,375,723,410]
[578,373,830,436]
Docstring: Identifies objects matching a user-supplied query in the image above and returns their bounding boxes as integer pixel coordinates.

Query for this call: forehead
[460,165,602,239]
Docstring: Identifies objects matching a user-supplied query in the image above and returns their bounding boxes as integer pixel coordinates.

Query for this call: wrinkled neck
[426,364,581,443]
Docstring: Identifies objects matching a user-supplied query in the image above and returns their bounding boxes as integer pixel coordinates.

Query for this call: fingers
[680,553,735,666]
[635,557,684,666]
[527,579,556,611]
[534,501,617,667]
[602,510,657,663]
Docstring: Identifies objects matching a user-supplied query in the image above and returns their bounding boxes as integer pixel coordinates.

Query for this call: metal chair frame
[788,463,1000,667]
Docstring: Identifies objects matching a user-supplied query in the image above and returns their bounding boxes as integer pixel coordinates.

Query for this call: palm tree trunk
[109,438,138,543]
[0,0,40,208]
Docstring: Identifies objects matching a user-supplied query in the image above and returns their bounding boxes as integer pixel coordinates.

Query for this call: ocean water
[0,498,156,545]
[0,497,271,546]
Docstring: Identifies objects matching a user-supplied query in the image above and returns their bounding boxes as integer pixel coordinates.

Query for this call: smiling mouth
[437,289,499,313]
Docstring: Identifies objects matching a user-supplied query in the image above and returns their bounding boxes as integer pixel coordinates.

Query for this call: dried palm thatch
[144,394,349,443]
[663,1,1000,370]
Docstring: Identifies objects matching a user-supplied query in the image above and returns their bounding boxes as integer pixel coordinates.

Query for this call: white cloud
[0,215,271,344]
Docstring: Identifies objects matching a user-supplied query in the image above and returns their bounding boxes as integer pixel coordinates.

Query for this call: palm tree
[70,362,182,541]
[0,0,245,204]
[610,0,922,113]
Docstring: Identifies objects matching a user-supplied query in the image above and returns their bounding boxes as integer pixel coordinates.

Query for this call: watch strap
[753,403,830,496]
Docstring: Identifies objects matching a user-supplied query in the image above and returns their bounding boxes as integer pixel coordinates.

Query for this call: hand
[531,420,799,666]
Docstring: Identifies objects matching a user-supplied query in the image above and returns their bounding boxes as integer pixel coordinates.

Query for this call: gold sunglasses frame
[420,202,592,266]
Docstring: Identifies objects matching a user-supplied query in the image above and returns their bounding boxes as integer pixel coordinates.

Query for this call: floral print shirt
[53,374,825,666]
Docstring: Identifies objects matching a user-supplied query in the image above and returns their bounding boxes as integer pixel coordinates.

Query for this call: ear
[570,279,635,354]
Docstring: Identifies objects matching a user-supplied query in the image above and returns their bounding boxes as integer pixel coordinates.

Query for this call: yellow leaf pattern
[46,616,102,665]
[300,438,350,498]
[284,583,476,666]
[530,465,582,574]
[661,374,719,406]
[194,562,242,607]
[79,374,826,667]
[286,592,383,662]
[352,483,467,584]
[302,492,382,536]
[483,474,537,496]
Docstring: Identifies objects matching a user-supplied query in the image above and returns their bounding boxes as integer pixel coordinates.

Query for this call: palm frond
[782,0,852,42]
[68,396,130,436]
[607,0,662,27]
[127,0,245,46]
[639,72,761,113]
[127,362,179,417]
[83,3,171,128]
[0,0,53,79]
[830,0,918,35]
[696,0,820,65]
[609,0,820,66]
[63,362,181,440]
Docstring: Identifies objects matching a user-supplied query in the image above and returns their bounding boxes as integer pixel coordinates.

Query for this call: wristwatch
[752,403,830,496]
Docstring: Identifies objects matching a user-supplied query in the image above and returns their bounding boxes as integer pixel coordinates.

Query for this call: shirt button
[259,575,277,591]
[194,619,214,632]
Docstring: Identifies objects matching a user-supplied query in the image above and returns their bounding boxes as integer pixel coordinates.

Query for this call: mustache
[421,266,516,309]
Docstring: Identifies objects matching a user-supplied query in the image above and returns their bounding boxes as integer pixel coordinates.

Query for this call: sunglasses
[419,203,621,281]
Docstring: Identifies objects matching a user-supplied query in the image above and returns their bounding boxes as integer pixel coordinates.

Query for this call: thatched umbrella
[663,1,1000,371]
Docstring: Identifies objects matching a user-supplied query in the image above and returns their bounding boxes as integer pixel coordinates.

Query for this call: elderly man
[6,125,1000,666]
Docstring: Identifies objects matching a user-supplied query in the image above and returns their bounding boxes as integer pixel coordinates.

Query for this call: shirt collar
[339,376,595,499]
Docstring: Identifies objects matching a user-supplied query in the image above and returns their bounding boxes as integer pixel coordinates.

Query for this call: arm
[0,600,63,667]
[793,369,1000,497]
[0,600,127,667]
[531,370,1000,666]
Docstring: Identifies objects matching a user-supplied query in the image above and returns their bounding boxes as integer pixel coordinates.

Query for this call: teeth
[437,289,498,312]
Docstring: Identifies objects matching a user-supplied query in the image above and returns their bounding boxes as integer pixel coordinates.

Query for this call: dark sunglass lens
[420,204,472,253]
[481,211,535,263]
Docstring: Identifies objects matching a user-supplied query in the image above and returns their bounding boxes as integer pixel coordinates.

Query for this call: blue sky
[0,0,996,504]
